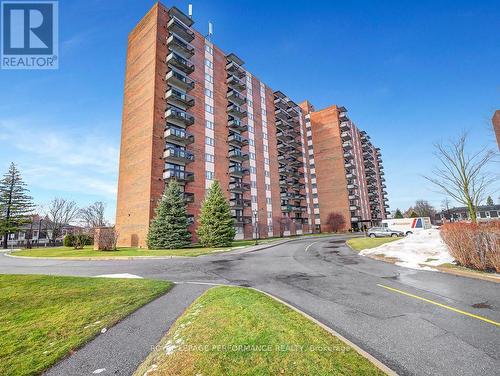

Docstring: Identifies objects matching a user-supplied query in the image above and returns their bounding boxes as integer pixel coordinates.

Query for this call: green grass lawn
[0,275,172,376]
[11,237,302,258]
[347,237,401,252]
[135,286,385,376]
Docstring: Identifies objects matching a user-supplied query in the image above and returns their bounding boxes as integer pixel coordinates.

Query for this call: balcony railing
[275,108,290,121]
[340,122,350,131]
[227,75,246,91]
[164,127,194,145]
[163,169,194,183]
[340,131,351,141]
[183,192,195,203]
[166,33,194,59]
[226,60,246,79]
[227,118,248,132]
[228,149,249,161]
[229,165,249,177]
[166,52,194,75]
[227,89,246,106]
[229,181,250,192]
[164,147,194,164]
[165,107,194,128]
[166,87,195,109]
[228,133,249,147]
[229,198,251,208]
[233,215,252,224]
[342,141,353,150]
[166,69,195,92]
[227,104,247,118]
[167,15,194,42]
[339,112,348,122]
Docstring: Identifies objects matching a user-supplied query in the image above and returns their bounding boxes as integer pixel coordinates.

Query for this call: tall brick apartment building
[493,110,500,150]
[115,3,389,247]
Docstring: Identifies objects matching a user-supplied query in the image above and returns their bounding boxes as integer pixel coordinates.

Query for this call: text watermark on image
[1,0,58,69]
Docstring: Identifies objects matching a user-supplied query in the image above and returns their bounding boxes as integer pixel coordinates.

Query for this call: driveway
[1,235,499,376]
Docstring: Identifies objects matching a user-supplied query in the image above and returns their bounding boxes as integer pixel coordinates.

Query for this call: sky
[0,0,499,223]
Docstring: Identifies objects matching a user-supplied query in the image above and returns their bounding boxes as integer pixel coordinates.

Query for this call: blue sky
[1,0,499,222]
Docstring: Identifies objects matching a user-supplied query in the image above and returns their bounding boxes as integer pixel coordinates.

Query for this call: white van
[381,217,431,235]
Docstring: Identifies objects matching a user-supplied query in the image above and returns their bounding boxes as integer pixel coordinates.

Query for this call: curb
[5,234,345,261]
[252,287,397,375]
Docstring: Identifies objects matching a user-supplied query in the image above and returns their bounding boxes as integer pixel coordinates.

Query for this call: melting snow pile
[359,229,454,270]
[95,273,143,279]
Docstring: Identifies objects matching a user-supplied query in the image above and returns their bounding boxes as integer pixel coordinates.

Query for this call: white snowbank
[95,273,143,279]
[359,229,454,270]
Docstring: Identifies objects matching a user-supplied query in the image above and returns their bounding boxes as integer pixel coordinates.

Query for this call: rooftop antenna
[188,4,193,19]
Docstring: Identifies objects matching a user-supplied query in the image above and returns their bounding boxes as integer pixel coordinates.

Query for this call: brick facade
[116,3,389,247]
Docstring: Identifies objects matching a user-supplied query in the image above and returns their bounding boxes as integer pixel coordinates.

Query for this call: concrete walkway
[44,283,209,376]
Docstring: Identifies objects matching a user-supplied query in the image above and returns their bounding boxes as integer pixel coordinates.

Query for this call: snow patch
[92,369,106,374]
[95,273,143,279]
[360,229,454,271]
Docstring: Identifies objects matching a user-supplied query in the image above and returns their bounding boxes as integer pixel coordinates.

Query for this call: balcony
[229,165,249,177]
[163,169,194,183]
[340,131,351,141]
[344,151,354,160]
[226,60,246,79]
[166,52,194,75]
[350,205,358,211]
[227,89,246,106]
[348,194,359,200]
[228,133,249,147]
[227,75,246,92]
[281,205,292,212]
[166,33,194,59]
[347,183,358,190]
[274,98,288,111]
[340,122,350,131]
[275,108,290,121]
[164,127,194,145]
[166,87,195,109]
[165,107,194,128]
[229,181,250,192]
[167,8,194,41]
[230,198,251,209]
[339,112,348,122]
[345,173,356,180]
[233,215,252,224]
[166,69,194,92]
[275,119,292,131]
[228,149,249,162]
[344,162,353,169]
[342,141,353,150]
[227,118,248,132]
[287,106,299,116]
[227,104,247,118]
[183,192,195,203]
[164,147,194,164]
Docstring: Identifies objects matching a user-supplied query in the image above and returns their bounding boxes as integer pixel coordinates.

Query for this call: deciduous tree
[326,212,346,232]
[45,198,79,246]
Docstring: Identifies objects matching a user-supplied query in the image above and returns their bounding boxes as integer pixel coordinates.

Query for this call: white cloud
[0,118,119,199]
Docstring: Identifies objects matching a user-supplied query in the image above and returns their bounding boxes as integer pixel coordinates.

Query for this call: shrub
[63,234,75,247]
[440,221,500,272]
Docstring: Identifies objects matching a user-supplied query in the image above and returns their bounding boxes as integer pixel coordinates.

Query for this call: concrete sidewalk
[45,283,209,376]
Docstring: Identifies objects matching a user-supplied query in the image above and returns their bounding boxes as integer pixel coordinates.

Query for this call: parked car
[367,227,404,238]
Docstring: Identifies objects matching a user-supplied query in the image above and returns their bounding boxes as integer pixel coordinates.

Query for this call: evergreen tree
[486,196,494,206]
[197,180,235,247]
[0,163,35,249]
[394,209,403,219]
[147,180,191,249]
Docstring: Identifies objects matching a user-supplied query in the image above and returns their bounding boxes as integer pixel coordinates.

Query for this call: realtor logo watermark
[1,0,58,69]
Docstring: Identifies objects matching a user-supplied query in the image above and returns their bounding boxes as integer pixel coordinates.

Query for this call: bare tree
[326,212,346,232]
[45,198,79,245]
[413,200,436,218]
[424,133,496,223]
[79,201,107,229]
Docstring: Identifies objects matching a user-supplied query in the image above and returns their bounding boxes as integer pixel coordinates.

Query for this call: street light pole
[253,210,258,245]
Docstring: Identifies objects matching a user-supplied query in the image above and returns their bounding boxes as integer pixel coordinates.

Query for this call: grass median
[0,274,172,376]
[135,286,385,376]
[347,237,401,252]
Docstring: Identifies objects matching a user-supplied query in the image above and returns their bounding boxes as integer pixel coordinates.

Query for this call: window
[205,171,214,180]
[248,113,254,120]
[313,193,318,198]
[267,212,272,218]
[250,166,257,173]
[268,225,273,232]
[248,125,254,133]
[315,214,320,219]
[204,59,213,68]
[314,204,319,209]
[204,73,213,83]
[248,100,253,107]
[264,158,269,165]
[311,174,316,179]
[205,88,213,98]
[205,104,214,114]
[249,152,256,160]
[265,184,270,191]
[205,153,215,163]
[266,198,272,204]
[312,183,317,189]
[262,109,267,116]
[204,44,213,54]
[248,89,253,96]
[263,145,268,152]
[308,144,314,150]
[251,181,257,188]
[249,139,255,146]
[251,195,257,203]
[205,120,214,129]
[205,136,215,146]
[265,171,270,177]
[263,133,268,140]
[310,163,315,169]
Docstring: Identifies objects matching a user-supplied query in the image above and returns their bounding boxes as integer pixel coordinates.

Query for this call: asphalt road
[2,235,499,376]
